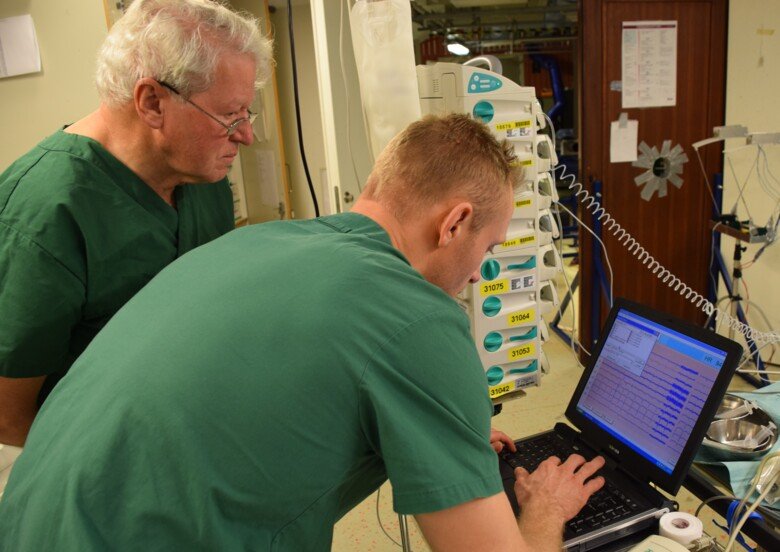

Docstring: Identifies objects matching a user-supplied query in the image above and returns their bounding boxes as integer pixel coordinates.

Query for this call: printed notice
[622,21,677,108]
[0,15,41,78]
[610,114,638,163]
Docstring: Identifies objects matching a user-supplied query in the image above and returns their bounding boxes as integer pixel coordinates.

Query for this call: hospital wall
[269,2,328,220]
[0,1,105,169]
[0,1,778,341]
[723,1,780,337]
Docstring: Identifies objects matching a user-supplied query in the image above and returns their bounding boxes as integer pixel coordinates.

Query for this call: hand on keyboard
[490,428,516,454]
[513,454,606,523]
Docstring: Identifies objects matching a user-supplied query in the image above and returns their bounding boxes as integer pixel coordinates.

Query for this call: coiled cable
[544,114,780,346]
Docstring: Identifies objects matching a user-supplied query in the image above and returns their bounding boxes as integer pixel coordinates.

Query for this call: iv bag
[350,0,421,160]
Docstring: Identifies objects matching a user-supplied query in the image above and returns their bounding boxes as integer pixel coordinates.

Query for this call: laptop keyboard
[500,433,642,536]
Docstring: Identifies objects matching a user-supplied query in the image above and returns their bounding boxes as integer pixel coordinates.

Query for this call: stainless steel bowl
[715,394,754,420]
[701,395,777,461]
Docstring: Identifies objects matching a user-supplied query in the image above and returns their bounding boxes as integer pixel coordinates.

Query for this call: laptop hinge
[555,423,621,470]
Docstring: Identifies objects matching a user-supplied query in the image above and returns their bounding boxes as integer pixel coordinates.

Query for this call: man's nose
[231,121,254,146]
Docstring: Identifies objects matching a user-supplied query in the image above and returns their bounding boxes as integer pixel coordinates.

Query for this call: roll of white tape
[659,512,704,545]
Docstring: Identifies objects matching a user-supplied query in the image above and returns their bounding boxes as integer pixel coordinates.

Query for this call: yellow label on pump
[479,279,509,297]
[495,120,532,131]
[489,382,514,399]
[515,198,533,208]
[510,159,534,167]
[507,343,535,361]
[497,235,535,251]
[507,308,535,327]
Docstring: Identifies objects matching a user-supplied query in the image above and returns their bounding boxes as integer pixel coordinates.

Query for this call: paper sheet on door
[610,115,638,163]
[622,21,677,108]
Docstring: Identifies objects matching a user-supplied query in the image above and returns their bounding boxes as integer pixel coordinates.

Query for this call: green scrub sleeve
[0,223,83,377]
[359,310,503,515]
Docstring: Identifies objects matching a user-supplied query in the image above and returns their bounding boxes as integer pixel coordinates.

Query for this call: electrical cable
[555,201,615,308]
[761,146,780,194]
[714,142,780,270]
[694,494,737,517]
[735,342,776,380]
[375,487,402,548]
[724,451,780,551]
[287,0,320,217]
[707,222,723,306]
[696,141,778,354]
[707,293,778,369]
[542,115,590,362]
[551,203,590,363]
[542,112,780,354]
[540,115,615,307]
[724,462,780,552]
[725,153,757,219]
[749,218,779,264]
[693,145,722,216]
[552,153,780,346]
[705,296,734,334]
[737,369,780,376]
[756,146,780,202]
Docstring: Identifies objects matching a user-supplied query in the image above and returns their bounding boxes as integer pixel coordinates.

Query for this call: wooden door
[579,0,727,348]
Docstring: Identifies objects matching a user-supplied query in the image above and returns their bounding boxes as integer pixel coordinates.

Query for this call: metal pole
[398,514,412,552]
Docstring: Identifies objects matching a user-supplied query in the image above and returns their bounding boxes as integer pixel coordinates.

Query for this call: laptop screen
[574,307,729,475]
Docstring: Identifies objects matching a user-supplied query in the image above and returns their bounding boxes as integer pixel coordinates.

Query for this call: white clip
[747,132,780,145]
[714,125,749,139]
[618,112,629,129]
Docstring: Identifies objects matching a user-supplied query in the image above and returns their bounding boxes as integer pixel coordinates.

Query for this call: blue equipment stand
[707,174,769,387]
[550,180,612,352]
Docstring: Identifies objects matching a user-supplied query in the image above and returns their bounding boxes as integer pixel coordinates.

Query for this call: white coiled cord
[544,114,780,347]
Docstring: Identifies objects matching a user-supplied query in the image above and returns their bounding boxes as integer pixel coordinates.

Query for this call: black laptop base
[498,424,675,551]
[494,299,740,551]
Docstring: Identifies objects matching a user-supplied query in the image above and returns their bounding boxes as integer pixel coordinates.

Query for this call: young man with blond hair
[0,114,603,551]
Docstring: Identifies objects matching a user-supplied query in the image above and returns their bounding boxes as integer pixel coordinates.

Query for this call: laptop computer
[498,298,743,551]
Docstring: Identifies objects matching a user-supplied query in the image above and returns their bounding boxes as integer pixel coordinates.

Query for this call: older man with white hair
[0,0,273,447]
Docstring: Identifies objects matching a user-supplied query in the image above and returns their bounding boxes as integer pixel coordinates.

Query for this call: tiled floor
[0,444,23,500]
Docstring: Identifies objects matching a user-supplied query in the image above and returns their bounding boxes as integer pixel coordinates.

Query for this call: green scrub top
[0,213,503,551]
[0,129,234,398]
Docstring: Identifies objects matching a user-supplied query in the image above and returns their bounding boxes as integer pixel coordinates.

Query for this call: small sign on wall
[622,20,677,108]
[0,15,41,78]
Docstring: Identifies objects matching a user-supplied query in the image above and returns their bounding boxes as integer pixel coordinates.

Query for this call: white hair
[96,0,273,106]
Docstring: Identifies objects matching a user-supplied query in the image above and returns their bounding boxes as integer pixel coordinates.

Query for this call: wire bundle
[543,114,780,348]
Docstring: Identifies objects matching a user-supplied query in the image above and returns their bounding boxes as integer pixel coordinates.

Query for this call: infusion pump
[417,62,562,401]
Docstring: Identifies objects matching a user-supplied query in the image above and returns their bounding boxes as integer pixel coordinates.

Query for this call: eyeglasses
[158,81,256,136]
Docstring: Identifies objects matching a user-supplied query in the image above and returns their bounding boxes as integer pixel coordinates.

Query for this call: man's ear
[134,78,167,129]
[437,202,474,248]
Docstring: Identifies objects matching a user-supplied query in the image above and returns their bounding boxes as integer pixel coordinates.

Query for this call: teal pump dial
[483,331,503,352]
[482,296,502,317]
[481,259,501,280]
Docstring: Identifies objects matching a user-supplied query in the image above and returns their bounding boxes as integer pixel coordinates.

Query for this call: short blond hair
[96,0,273,106]
[363,113,520,230]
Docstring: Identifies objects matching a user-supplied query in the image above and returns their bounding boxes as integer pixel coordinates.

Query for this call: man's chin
[205,167,231,183]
